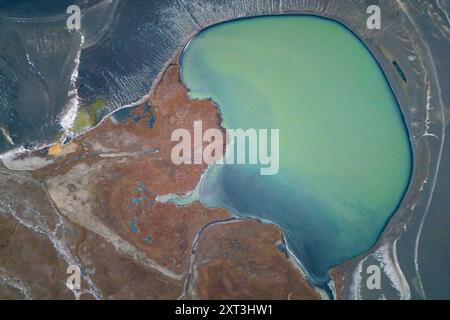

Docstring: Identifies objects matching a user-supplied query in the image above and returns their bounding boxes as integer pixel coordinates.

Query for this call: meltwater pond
[180,16,412,284]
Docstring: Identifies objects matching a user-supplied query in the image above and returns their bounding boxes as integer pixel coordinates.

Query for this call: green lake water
[180,16,412,284]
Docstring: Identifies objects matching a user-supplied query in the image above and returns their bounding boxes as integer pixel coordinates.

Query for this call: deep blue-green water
[181,15,412,284]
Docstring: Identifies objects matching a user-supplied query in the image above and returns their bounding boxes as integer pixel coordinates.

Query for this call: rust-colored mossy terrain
[0,57,320,300]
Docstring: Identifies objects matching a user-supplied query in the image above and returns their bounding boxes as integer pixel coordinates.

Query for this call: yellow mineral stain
[48,142,77,156]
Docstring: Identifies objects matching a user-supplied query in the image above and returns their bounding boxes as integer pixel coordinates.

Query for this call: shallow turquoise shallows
[181,15,412,284]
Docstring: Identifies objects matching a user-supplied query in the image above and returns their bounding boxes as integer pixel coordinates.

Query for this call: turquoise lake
[180,15,412,284]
